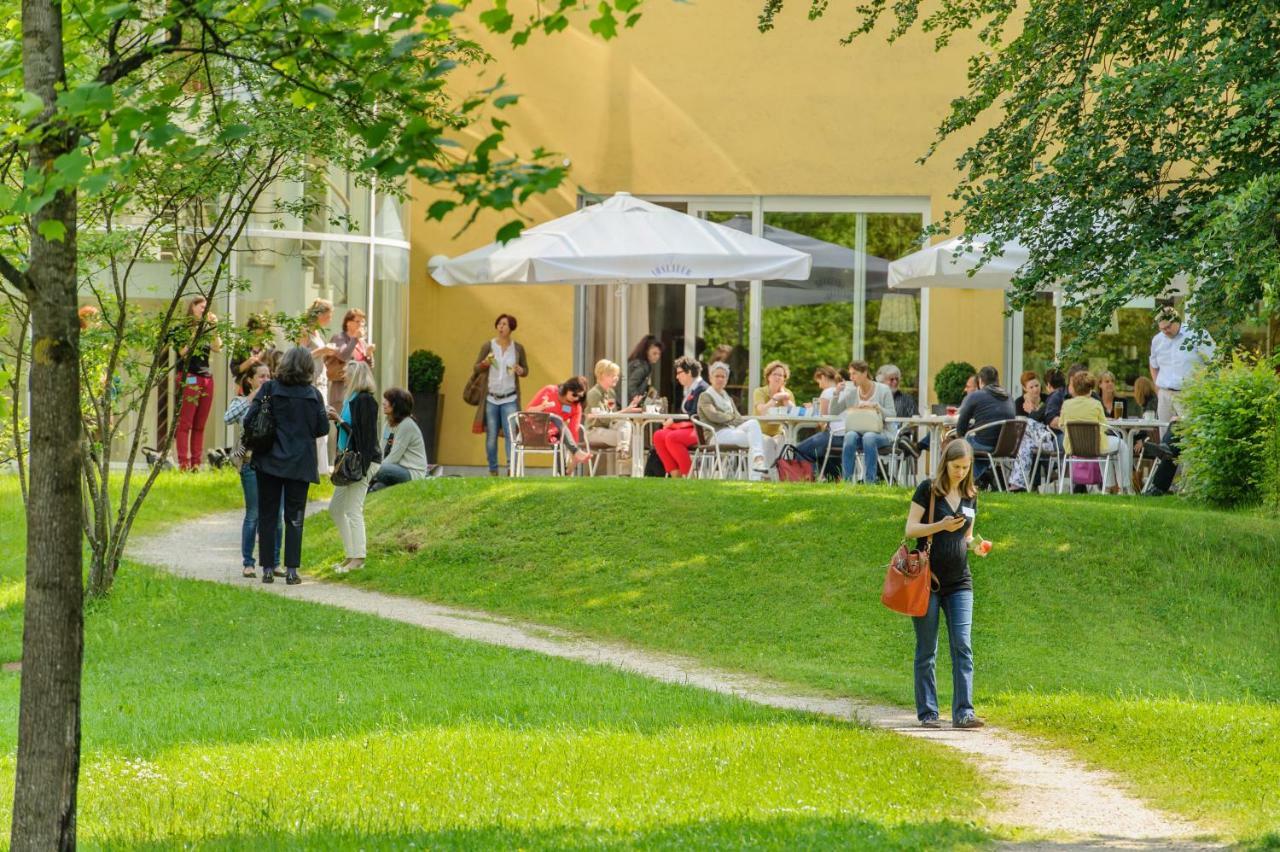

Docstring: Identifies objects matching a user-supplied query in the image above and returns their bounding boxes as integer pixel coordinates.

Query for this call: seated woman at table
[527,376,592,469]
[831,360,896,484]
[585,359,635,475]
[1133,376,1158,416]
[796,365,844,479]
[1060,370,1129,493]
[651,356,707,478]
[1013,370,1047,422]
[752,360,794,466]
[698,361,769,481]
[1093,370,1128,419]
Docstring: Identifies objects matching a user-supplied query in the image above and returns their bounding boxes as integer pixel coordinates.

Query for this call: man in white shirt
[1148,307,1214,422]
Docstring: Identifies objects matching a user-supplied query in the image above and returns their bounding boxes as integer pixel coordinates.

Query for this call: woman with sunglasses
[527,376,592,468]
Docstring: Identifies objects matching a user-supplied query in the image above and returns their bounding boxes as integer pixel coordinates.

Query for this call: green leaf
[16,90,43,119]
[301,4,337,23]
[479,1,514,33]
[495,219,524,243]
[217,123,253,142]
[427,200,457,220]
[589,3,619,40]
[493,94,519,109]
[37,219,67,243]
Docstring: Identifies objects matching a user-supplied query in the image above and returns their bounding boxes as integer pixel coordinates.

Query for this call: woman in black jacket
[327,360,381,574]
[246,345,331,585]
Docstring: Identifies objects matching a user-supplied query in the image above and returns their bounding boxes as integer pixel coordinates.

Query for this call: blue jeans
[912,589,975,722]
[485,398,520,472]
[368,462,413,493]
[841,431,891,483]
[795,431,843,479]
[239,465,282,568]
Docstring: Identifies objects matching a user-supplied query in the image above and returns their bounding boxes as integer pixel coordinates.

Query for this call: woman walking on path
[301,299,337,475]
[223,362,281,577]
[328,361,382,574]
[173,295,222,470]
[246,345,331,585]
[903,438,988,730]
[472,313,528,476]
[368,387,429,492]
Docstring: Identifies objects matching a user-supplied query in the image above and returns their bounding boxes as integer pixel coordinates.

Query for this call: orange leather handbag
[881,491,939,616]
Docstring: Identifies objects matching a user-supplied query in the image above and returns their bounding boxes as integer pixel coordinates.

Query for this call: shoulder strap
[925,490,936,552]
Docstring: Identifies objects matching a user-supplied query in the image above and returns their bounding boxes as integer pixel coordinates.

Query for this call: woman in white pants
[326,361,381,572]
[697,362,769,481]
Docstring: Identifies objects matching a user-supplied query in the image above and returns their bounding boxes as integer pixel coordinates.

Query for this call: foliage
[407,349,445,393]
[756,0,1280,356]
[1179,356,1280,510]
[0,476,994,848]
[309,477,1280,840]
[933,360,975,405]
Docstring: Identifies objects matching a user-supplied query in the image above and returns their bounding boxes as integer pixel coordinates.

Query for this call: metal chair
[689,418,749,480]
[964,419,1028,491]
[507,411,566,477]
[1058,421,1120,493]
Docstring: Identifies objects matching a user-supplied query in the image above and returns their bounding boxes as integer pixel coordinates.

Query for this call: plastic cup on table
[1142,410,1156,421]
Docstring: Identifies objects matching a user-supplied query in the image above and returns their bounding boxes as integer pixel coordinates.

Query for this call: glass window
[373,247,410,393]
[235,236,369,346]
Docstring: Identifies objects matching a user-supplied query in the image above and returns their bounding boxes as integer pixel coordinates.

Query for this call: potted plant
[933,360,976,414]
[407,349,446,463]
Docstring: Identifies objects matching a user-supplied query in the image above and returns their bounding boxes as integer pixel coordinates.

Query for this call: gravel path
[129,506,1220,849]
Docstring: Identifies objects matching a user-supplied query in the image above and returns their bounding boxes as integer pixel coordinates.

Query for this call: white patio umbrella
[429,192,812,393]
[887,235,1029,290]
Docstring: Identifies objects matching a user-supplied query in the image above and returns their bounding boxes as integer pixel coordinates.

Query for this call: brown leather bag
[463,368,487,406]
[881,491,939,616]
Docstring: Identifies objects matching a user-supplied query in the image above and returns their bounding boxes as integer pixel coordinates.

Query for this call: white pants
[329,466,375,558]
[713,420,767,481]
[1156,387,1185,423]
[1104,435,1132,491]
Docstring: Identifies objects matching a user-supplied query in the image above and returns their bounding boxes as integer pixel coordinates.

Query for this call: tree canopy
[757,0,1280,351]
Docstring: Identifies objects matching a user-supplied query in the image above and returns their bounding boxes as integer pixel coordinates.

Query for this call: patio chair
[1058,421,1120,494]
[689,419,750,480]
[507,411,567,477]
[964,419,1028,492]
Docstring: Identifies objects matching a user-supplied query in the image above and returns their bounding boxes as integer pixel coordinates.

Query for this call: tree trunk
[12,2,84,850]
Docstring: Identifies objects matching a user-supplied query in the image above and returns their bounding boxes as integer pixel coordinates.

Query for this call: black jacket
[248,380,330,483]
[956,384,1015,439]
[338,392,382,476]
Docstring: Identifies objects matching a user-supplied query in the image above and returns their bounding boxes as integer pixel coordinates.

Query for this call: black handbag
[330,415,365,486]
[242,386,276,453]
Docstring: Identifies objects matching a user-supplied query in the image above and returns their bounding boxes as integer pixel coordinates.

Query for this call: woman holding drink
[903,438,990,729]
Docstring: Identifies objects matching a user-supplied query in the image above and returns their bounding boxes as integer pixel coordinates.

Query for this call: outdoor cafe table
[888,414,957,474]
[589,411,689,477]
[1107,417,1171,493]
[751,412,838,445]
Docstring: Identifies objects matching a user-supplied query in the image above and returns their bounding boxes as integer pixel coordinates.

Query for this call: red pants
[652,423,698,476]
[175,373,214,470]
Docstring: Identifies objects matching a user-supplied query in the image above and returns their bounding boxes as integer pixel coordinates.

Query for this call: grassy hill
[310,478,1280,842]
[0,474,993,848]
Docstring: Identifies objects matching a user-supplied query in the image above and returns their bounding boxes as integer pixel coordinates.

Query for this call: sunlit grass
[307,477,1280,841]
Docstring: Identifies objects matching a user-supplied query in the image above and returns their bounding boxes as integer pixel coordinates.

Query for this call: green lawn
[0,474,996,848]
[307,478,1280,843]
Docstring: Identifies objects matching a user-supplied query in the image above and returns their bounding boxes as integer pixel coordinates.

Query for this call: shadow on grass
[99,815,993,850]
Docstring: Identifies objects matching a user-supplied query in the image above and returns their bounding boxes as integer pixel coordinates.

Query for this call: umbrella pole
[618,283,628,400]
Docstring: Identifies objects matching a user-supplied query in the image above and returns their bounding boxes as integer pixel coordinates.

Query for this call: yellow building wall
[412,0,1005,465]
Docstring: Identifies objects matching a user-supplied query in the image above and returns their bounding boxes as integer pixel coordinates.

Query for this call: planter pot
[412,391,444,464]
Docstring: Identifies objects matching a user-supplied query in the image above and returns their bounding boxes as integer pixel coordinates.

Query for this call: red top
[527,384,582,444]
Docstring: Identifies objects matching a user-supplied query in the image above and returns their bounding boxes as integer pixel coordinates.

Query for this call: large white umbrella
[429,192,811,394]
[887,235,1029,290]
[430,192,811,286]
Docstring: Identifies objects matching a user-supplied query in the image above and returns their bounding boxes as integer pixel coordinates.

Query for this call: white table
[1107,417,1170,493]
[751,412,838,445]
[888,414,957,474]
[589,411,689,477]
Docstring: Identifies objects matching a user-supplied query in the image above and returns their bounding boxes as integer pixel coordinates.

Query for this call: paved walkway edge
[129,506,1218,850]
